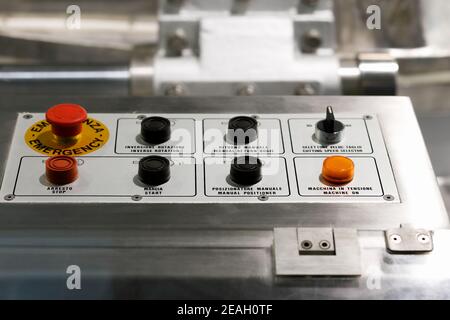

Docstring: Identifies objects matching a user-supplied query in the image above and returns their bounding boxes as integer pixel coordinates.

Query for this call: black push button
[140,116,171,144]
[227,116,258,145]
[230,156,262,186]
[138,156,171,186]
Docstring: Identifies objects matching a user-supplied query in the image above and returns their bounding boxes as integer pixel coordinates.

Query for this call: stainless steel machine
[0,96,449,299]
[1,0,450,300]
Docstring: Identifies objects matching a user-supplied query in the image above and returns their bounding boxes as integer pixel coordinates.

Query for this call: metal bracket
[274,227,361,276]
[385,224,433,254]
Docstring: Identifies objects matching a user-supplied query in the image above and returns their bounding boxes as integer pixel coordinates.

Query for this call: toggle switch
[229,156,262,185]
[227,116,258,145]
[321,156,354,184]
[138,156,171,186]
[45,156,78,185]
[315,106,345,144]
[140,116,171,145]
[46,103,87,138]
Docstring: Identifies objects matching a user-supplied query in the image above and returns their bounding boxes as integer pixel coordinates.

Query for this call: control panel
[0,103,399,203]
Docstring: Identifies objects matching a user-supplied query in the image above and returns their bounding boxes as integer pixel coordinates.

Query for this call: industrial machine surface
[0,96,448,299]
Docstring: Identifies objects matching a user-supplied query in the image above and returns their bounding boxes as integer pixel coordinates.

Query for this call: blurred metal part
[340,53,398,95]
[0,14,157,50]
[0,0,158,53]
[0,0,448,101]
[0,64,130,95]
[130,45,156,96]
[334,0,450,52]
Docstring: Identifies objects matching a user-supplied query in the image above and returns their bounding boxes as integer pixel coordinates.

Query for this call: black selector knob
[138,156,171,186]
[229,156,262,186]
[227,116,258,145]
[314,106,345,144]
[140,116,171,144]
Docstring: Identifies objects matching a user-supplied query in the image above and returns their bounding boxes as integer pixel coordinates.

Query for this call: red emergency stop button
[45,156,78,185]
[321,156,354,184]
[46,103,87,137]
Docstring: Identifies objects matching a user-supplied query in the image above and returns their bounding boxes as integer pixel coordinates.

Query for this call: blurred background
[1,0,449,209]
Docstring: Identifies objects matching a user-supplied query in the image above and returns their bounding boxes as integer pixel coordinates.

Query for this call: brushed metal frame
[0,96,449,299]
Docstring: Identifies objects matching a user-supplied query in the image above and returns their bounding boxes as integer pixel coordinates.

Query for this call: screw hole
[258,194,269,201]
[3,194,15,201]
[131,195,142,201]
[389,234,402,243]
[319,240,331,249]
[301,240,313,249]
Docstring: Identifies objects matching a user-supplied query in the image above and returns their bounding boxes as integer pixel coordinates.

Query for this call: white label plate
[115,118,195,154]
[203,118,284,154]
[204,157,290,197]
[289,118,372,154]
[294,157,383,197]
[0,112,399,203]
[14,156,196,197]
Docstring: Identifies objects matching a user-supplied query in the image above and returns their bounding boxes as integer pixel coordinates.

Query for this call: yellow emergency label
[24,118,109,156]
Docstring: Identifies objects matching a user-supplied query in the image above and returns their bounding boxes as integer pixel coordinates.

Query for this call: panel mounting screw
[23,114,33,119]
[137,115,146,120]
[383,194,395,201]
[131,195,142,201]
[4,194,15,201]
[258,194,269,201]
[364,115,373,120]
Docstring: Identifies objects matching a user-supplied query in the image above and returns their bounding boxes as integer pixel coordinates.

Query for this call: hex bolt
[295,83,316,95]
[166,0,185,13]
[167,29,188,57]
[165,83,186,96]
[231,0,251,14]
[302,0,319,7]
[237,84,255,96]
[301,29,322,53]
